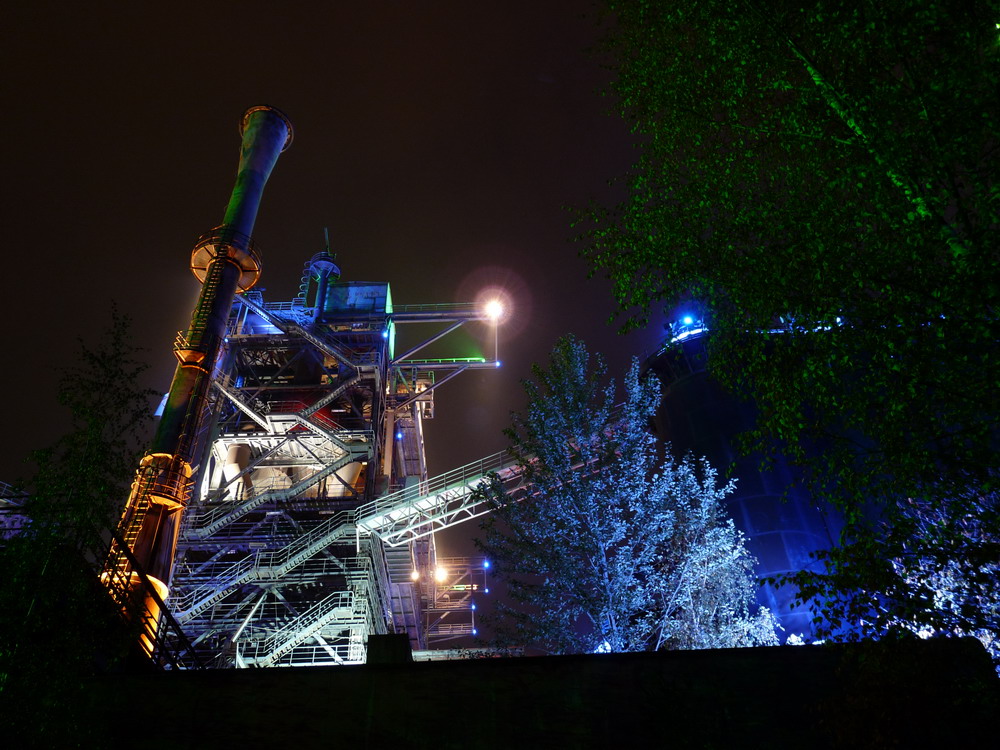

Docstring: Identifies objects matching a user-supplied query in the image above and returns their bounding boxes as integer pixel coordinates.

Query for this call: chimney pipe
[107,107,292,650]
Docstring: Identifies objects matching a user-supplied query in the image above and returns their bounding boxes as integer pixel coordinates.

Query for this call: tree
[0,307,156,744]
[475,336,777,654]
[782,488,1000,666]
[581,1,998,651]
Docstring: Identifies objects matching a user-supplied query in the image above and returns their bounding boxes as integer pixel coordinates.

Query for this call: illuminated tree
[581,1,998,648]
[782,488,1000,668]
[475,337,777,654]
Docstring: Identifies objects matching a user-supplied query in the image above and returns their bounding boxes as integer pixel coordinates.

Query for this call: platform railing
[186,453,360,538]
[355,450,524,543]
[255,510,356,578]
[215,376,271,429]
[239,566,379,668]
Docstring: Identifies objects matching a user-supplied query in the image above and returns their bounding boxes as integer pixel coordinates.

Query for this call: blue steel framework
[164,264,505,666]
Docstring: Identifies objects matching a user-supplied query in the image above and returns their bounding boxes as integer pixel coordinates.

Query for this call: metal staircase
[215,377,271,430]
[173,510,357,622]
[173,443,524,625]
[186,452,361,538]
[241,590,359,667]
[299,371,361,417]
[383,545,415,584]
[239,559,380,667]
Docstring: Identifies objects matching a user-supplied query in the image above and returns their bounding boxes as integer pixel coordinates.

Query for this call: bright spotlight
[682,315,694,326]
[410,570,420,581]
[485,299,504,320]
[434,567,448,583]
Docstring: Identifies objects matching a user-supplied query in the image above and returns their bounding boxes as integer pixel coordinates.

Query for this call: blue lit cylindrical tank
[645,324,840,640]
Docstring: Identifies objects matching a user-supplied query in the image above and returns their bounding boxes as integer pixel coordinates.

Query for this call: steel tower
[105,106,293,658]
[165,266,511,666]
[104,107,525,667]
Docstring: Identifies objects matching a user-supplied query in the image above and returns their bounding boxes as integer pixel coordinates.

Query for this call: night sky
[3,3,664,555]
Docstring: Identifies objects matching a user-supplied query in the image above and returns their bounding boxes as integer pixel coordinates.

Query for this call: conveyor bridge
[171,450,526,623]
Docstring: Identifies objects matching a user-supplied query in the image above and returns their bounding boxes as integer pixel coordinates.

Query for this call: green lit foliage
[582,1,998,648]
[0,307,156,744]
[475,337,777,654]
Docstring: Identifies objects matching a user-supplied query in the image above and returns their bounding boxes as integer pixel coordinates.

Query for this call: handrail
[171,556,257,616]
[251,590,355,655]
[293,413,372,455]
[255,510,356,577]
[187,452,359,537]
[242,578,373,667]
[237,294,359,368]
[355,449,515,523]
[215,377,271,429]
[102,525,205,669]
[393,302,479,313]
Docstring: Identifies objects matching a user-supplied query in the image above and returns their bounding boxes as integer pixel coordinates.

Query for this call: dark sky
[3,2,665,554]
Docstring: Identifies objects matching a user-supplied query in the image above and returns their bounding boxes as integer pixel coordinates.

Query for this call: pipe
[308,249,340,323]
[108,106,292,646]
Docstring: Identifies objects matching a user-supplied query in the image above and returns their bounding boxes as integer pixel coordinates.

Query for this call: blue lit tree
[475,336,777,654]
[783,487,999,667]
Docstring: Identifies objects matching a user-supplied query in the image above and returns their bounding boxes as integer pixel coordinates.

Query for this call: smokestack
[107,107,292,649]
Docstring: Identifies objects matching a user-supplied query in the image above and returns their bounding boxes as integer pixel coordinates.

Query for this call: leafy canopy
[582,0,999,654]
[0,307,156,743]
[584,0,998,504]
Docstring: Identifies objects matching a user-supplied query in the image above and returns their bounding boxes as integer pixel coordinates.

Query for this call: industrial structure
[102,106,831,666]
[104,106,526,667]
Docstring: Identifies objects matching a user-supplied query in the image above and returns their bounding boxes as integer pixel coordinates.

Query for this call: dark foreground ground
[76,636,995,749]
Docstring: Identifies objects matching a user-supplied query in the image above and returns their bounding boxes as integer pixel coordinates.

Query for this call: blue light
[471,603,477,611]
[495,360,502,368]
[396,431,403,440]
[472,628,478,636]
[382,330,389,339]
[484,588,489,594]
[682,315,694,326]
[483,560,491,569]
